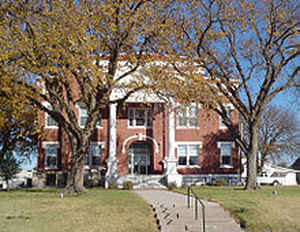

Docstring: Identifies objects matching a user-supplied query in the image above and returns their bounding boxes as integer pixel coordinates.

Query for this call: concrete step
[119,175,167,189]
[136,190,244,232]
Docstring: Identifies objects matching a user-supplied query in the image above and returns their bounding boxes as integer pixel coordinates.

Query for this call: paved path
[135,190,243,232]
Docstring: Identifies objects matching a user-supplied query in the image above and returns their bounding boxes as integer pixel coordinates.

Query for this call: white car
[257,171,284,186]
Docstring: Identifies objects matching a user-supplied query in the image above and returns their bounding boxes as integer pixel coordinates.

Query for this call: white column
[164,106,182,187]
[168,110,176,159]
[106,103,118,187]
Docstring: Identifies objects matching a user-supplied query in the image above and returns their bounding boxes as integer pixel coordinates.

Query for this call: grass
[175,186,300,232]
[0,188,158,232]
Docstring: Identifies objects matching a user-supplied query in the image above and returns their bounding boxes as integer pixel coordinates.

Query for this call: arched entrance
[128,141,152,175]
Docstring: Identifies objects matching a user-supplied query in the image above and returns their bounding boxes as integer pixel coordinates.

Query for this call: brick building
[36,90,241,188]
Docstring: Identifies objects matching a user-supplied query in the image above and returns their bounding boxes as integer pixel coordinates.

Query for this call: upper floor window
[177,143,201,167]
[43,102,58,128]
[177,105,198,128]
[78,106,101,128]
[219,106,233,129]
[217,142,234,168]
[128,108,152,128]
[46,113,58,128]
[85,142,104,167]
[42,142,59,169]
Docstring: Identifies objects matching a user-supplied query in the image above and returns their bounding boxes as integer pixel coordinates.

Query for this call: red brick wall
[37,102,240,175]
[175,108,240,175]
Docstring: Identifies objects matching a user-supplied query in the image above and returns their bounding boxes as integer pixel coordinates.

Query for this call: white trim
[42,141,59,169]
[217,141,235,148]
[176,104,200,129]
[42,141,60,149]
[128,107,152,128]
[75,103,103,129]
[219,104,234,130]
[45,113,59,129]
[176,142,203,168]
[122,133,159,154]
[90,141,106,148]
[220,165,234,169]
[42,102,58,129]
[176,141,203,148]
[84,142,106,169]
[217,141,234,168]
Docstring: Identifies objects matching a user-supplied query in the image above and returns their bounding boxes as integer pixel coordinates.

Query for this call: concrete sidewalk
[135,190,243,232]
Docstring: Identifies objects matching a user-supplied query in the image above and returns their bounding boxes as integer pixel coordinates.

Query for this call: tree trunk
[245,124,258,190]
[5,178,10,192]
[65,148,88,194]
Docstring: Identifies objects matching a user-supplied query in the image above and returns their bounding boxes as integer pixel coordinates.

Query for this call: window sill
[176,126,200,129]
[220,165,233,169]
[84,165,101,169]
[219,126,228,130]
[128,126,152,129]
[44,167,58,170]
[177,165,200,168]
[79,126,103,129]
[45,126,59,129]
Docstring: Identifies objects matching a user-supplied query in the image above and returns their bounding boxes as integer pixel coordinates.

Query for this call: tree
[256,105,300,171]
[0,0,176,193]
[0,152,21,191]
[0,80,37,160]
[0,68,37,191]
[164,0,299,189]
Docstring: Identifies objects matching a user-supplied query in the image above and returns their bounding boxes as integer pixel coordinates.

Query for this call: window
[177,143,201,167]
[177,105,198,128]
[85,143,103,167]
[128,108,152,127]
[79,107,88,127]
[218,142,234,167]
[43,142,59,169]
[43,102,58,128]
[78,106,101,128]
[46,113,58,128]
[219,106,232,129]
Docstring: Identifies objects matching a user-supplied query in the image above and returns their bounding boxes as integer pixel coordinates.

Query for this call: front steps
[117,175,167,189]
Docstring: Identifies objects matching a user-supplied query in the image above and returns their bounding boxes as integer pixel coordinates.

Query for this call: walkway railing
[187,186,206,232]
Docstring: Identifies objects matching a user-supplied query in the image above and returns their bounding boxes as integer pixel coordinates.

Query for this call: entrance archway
[128,141,152,175]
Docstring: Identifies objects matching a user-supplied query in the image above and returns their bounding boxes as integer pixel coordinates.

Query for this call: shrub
[108,181,118,189]
[123,181,134,190]
[215,178,228,186]
[167,182,177,190]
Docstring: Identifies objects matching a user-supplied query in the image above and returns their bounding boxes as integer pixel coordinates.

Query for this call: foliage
[0,76,37,171]
[122,181,134,190]
[243,105,300,171]
[85,171,101,188]
[0,152,21,191]
[0,0,177,193]
[257,105,300,166]
[167,182,177,190]
[108,181,119,190]
[215,178,228,186]
[165,0,299,190]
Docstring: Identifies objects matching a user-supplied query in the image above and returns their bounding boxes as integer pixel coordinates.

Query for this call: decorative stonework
[121,133,159,154]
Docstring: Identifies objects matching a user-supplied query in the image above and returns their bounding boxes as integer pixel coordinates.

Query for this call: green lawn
[175,186,300,232]
[0,188,157,232]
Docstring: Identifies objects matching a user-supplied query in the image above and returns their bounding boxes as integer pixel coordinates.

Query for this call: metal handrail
[187,186,206,232]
